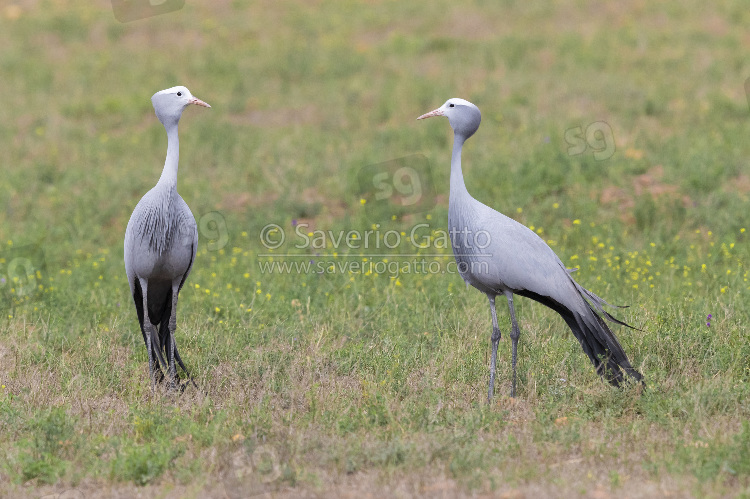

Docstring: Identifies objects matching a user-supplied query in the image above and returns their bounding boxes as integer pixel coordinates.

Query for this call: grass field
[2,0,750,497]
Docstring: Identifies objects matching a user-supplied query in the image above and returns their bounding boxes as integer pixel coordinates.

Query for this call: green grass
[2,0,750,497]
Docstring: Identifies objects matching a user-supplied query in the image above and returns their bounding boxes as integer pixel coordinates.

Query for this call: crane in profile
[124,86,210,391]
[418,98,643,400]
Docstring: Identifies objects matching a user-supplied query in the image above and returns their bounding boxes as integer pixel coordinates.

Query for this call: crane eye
[177,92,182,96]
[449,103,455,107]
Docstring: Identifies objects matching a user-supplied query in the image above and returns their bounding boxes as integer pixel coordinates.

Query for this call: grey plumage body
[124,86,210,390]
[419,98,643,400]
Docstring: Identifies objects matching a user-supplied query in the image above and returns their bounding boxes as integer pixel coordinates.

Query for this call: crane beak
[417,108,444,120]
[189,97,211,108]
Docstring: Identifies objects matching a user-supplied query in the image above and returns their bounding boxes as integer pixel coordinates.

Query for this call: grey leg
[139,278,156,391]
[167,282,180,391]
[505,292,521,397]
[487,294,502,403]
[174,343,199,391]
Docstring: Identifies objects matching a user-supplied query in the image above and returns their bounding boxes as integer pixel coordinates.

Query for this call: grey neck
[450,133,468,197]
[157,123,180,188]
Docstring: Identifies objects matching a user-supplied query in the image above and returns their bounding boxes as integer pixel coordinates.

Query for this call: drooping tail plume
[517,288,644,386]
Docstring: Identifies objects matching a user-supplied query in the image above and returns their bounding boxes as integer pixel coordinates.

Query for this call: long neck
[450,133,468,197]
[157,122,180,188]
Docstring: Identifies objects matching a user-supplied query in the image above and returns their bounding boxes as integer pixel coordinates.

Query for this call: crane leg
[167,281,180,392]
[505,292,521,397]
[487,294,502,403]
[167,281,199,392]
[174,344,199,391]
[139,278,157,391]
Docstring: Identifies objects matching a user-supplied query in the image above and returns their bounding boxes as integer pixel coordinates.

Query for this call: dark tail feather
[157,289,199,390]
[174,347,199,390]
[516,289,644,387]
[133,279,167,380]
[157,291,172,367]
[133,280,197,391]
[150,322,169,373]
[133,279,147,343]
[561,307,644,386]
[159,312,199,388]
[574,283,645,333]
[568,282,644,384]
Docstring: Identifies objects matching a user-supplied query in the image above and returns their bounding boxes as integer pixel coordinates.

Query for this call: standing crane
[418,98,643,400]
[124,86,210,391]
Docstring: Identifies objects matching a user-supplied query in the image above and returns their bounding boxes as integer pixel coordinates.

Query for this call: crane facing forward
[418,98,643,400]
[124,86,210,391]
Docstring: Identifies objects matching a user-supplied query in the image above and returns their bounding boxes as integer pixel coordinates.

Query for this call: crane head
[417,98,481,140]
[151,86,210,127]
